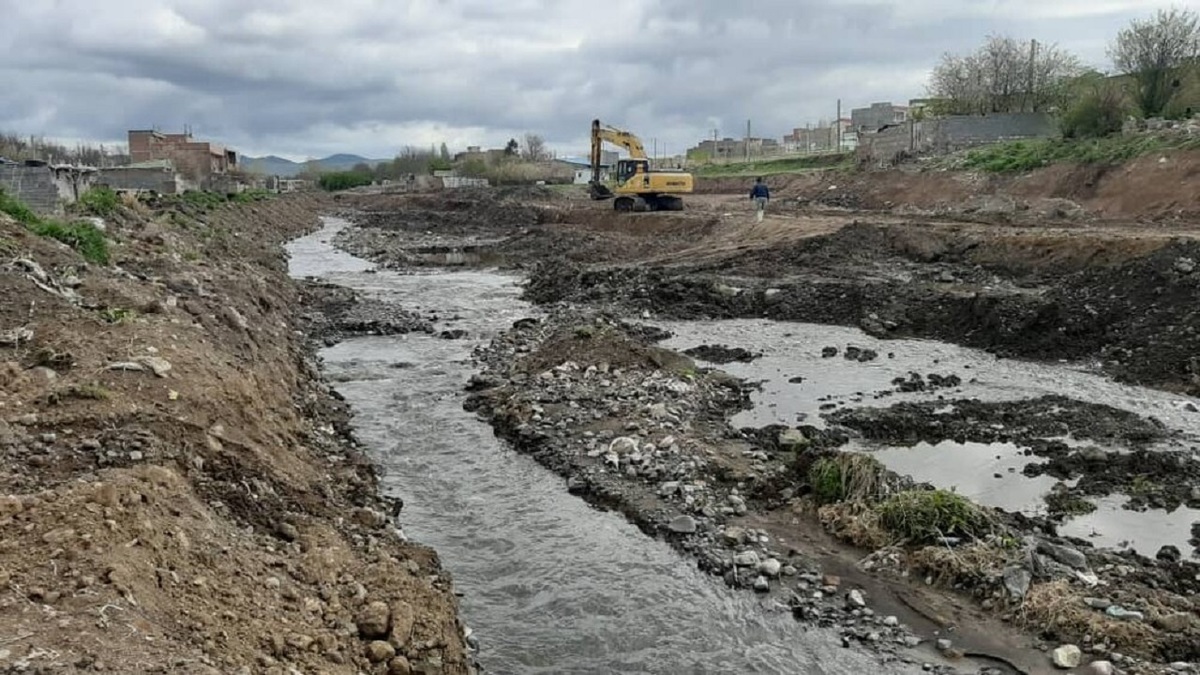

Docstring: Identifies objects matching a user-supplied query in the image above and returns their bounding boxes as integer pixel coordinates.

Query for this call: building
[688,137,780,161]
[127,129,237,186]
[554,157,611,184]
[783,119,854,152]
[97,159,194,195]
[0,160,98,215]
[850,102,909,132]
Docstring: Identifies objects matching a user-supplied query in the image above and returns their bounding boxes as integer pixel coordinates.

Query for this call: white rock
[1052,644,1082,669]
[733,551,760,567]
[758,558,782,578]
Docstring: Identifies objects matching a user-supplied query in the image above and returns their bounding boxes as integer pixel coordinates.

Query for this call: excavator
[588,119,694,212]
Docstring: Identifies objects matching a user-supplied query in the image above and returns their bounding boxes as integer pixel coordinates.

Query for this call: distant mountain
[240,153,390,177]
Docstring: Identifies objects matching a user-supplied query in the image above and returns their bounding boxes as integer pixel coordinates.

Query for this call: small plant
[99,307,135,324]
[1044,489,1098,517]
[807,453,887,504]
[877,489,993,544]
[573,325,596,339]
[0,187,39,225]
[181,190,228,210]
[30,219,110,264]
[78,186,119,216]
[230,188,271,204]
[45,382,112,405]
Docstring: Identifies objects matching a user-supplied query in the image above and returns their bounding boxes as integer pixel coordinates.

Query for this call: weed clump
[807,453,887,504]
[78,186,119,216]
[30,219,109,264]
[877,488,993,543]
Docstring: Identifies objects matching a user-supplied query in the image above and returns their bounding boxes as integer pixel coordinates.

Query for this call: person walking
[750,177,770,222]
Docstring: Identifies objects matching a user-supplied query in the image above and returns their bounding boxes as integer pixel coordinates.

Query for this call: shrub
[230,188,271,203]
[877,489,992,543]
[78,186,119,216]
[1060,84,1131,139]
[807,453,887,505]
[0,187,39,225]
[30,219,110,264]
[318,171,374,191]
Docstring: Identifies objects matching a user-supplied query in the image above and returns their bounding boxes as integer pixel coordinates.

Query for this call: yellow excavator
[588,119,693,212]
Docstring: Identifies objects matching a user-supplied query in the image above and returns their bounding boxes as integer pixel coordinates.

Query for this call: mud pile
[0,196,470,674]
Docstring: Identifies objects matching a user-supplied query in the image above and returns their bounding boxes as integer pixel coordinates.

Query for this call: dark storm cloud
[0,0,1167,159]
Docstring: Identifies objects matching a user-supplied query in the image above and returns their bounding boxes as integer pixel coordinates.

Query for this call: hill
[240,153,390,177]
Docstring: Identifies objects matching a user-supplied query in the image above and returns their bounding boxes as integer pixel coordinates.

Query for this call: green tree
[1109,7,1200,116]
[504,138,519,156]
[1059,74,1133,138]
[439,142,450,162]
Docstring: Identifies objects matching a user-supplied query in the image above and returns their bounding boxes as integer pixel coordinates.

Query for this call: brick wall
[0,164,61,215]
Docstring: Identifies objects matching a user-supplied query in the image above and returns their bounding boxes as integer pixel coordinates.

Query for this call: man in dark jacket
[750,177,769,222]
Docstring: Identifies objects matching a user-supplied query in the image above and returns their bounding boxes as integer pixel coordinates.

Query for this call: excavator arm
[589,119,647,198]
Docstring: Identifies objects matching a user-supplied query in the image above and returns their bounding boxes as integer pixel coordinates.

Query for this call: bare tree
[929,35,1083,114]
[1109,7,1200,116]
[521,133,548,161]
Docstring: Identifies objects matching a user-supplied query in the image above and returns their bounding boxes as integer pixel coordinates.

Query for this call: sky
[0,0,1178,161]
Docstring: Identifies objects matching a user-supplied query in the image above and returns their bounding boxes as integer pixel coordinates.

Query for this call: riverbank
[332,184,1200,674]
[0,193,470,674]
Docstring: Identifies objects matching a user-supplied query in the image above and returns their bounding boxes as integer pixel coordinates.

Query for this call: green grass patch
[231,188,272,203]
[694,153,852,178]
[181,190,228,210]
[877,489,993,543]
[0,187,40,225]
[807,453,887,505]
[318,171,374,191]
[961,134,1200,173]
[30,219,109,264]
[1,187,110,263]
[78,186,119,216]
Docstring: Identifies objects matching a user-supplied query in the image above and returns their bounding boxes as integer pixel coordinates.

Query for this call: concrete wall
[857,112,1058,166]
[0,164,62,215]
[97,166,186,194]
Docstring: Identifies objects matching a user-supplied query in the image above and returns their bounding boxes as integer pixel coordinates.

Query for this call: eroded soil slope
[0,195,470,674]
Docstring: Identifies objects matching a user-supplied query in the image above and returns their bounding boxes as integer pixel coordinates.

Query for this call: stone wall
[0,164,61,214]
[858,113,1058,166]
[96,166,185,194]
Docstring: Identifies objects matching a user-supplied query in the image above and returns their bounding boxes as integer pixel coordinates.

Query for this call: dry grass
[909,541,1015,588]
[817,501,890,549]
[1018,580,1160,658]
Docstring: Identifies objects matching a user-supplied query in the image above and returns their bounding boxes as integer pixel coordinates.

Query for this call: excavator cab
[615,159,649,185]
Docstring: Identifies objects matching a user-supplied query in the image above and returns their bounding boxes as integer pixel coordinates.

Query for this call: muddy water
[658,319,1200,557]
[288,219,921,675]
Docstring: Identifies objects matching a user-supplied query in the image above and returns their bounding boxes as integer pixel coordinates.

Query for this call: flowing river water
[287,218,926,675]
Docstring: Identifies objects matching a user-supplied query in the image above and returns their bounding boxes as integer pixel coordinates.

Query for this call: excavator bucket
[588,181,614,200]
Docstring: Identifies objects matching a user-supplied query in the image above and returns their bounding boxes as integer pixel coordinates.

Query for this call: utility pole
[712,128,718,163]
[1027,39,1038,111]
[745,119,751,162]
[836,99,842,152]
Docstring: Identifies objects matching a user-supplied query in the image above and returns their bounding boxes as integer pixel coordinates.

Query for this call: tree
[929,35,1083,115]
[1059,73,1133,138]
[351,161,372,174]
[521,133,548,161]
[439,142,450,162]
[504,138,519,156]
[1109,7,1200,117]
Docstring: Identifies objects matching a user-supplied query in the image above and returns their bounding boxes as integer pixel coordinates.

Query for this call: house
[127,129,237,186]
[688,137,780,161]
[554,157,610,184]
[0,160,97,214]
[783,119,855,152]
[850,102,909,132]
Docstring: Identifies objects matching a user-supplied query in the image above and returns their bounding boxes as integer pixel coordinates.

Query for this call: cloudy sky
[0,0,1174,160]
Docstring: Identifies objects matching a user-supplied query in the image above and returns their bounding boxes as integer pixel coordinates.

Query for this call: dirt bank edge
[0,195,471,674]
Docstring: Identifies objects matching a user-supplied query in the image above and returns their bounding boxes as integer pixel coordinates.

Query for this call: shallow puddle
[850,440,1062,516]
[659,318,1200,556]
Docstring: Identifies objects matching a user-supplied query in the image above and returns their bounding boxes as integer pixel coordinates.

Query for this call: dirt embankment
[697,149,1200,222]
[0,195,470,674]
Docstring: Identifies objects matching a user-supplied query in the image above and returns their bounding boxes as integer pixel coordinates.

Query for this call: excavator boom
[588,118,693,211]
